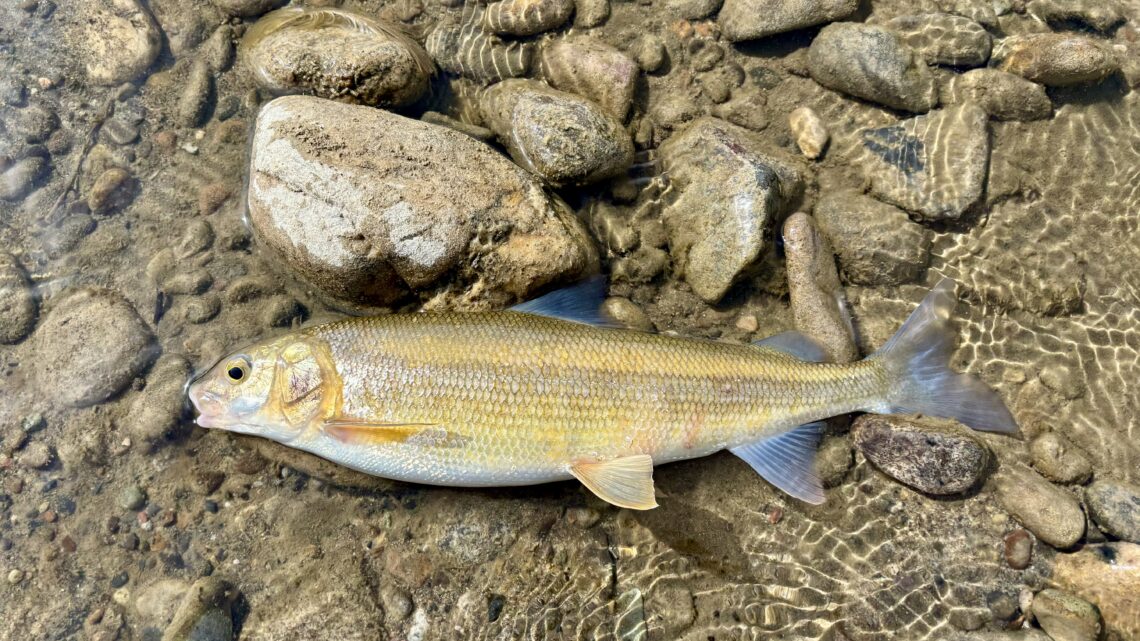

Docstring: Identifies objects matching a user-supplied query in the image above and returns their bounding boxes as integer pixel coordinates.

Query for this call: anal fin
[569,454,658,510]
[729,421,826,505]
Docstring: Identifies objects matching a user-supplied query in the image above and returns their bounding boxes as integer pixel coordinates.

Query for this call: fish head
[188,336,334,444]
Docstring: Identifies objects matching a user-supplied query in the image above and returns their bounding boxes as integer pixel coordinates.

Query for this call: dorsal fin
[753,331,830,362]
[729,421,826,504]
[510,275,621,327]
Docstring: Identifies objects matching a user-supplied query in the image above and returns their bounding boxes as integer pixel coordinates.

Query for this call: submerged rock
[718,0,859,42]
[857,104,989,221]
[1028,432,1091,484]
[34,288,158,408]
[852,415,990,495]
[1085,479,1140,544]
[813,190,932,286]
[484,0,575,36]
[211,0,285,18]
[0,253,37,344]
[995,34,1120,87]
[782,213,857,363]
[1026,0,1124,34]
[126,355,193,450]
[993,465,1085,549]
[807,22,938,113]
[885,13,992,67]
[241,7,433,107]
[788,107,829,160]
[539,38,639,120]
[162,577,237,641]
[0,156,49,202]
[248,95,597,310]
[658,117,804,303]
[76,0,162,85]
[1031,589,1102,641]
[1052,543,1140,641]
[426,7,534,84]
[479,79,634,186]
[941,69,1051,121]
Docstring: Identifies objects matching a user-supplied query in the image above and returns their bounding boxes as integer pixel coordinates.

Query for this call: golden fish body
[189,280,1016,508]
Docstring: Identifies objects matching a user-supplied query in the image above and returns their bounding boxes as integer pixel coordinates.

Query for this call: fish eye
[225,358,251,384]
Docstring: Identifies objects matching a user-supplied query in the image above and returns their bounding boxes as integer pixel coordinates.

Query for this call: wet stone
[87,168,136,215]
[1003,529,1033,570]
[993,466,1085,549]
[379,584,413,620]
[788,107,828,160]
[12,104,59,144]
[1084,479,1140,544]
[34,288,158,407]
[0,253,37,344]
[885,13,992,67]
[18,442,53,469]
[119,485,147,511]
[629,35,666,73]
[44,215,96,257]
[995,34,1120,87]
[1052,543,1140,641]
[177,59,214,128]
[1028,432,1092,484]
[539,37,639,120]
[0,156,49,202]
[712,89,769,131]
[718,0,858,42]
[813,190,932,286]
[1031,589,1102,641]
[77,0,163,85]
[126,355,193,449]
[163,577,237,641]
[858,104,990,221]
[815,435,854,488]
[1026,0,1124,34]
[602,297,654,332]
[211,0,285,17]
[807,22,938,113]
[260,296,306,328]
[663,0,722,20]
[783,213,857,362]
[162,270,213,296]
[483,0,574,36]
[852,415,990,495]
[574,0,610,27]
[941,69,1052,121]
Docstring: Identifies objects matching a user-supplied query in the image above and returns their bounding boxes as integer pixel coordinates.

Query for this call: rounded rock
[574,0,610,27]
[1003,529,1033,570]
[851,414,991,495]
[1029,432,1092,484]
[126,355,193,449]
[783,213,857,363]
[0,156,49,202]
[118,485,147,511]
[1085,479,1140,544]
[994,466,1086,549]
[1031,589,1102,641]
[995,34,1120,87]
[241,7,433,108]
[87,168,136,215]
[629,35,666,73]
[163,577,237,641]
[719,0,858,42]
[788,107,828,160]
[539,37,639,120]
[0,253,37,344]
[813,190,932,286]
[77,0,163,85]
[601,297,654,332]
[807,22,937,112]
[211,0,285,18]
[1052,543,1140,641]
[34,288,158,407]
[941,68,1052,121]
[885,13,992,67]
[483,0,574,36]
[480,79,634,186]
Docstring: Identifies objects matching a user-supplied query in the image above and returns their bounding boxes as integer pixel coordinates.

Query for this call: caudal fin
[870,280,1018,433]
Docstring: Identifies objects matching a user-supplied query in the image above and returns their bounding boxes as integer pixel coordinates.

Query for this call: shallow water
[1,0,1139,640]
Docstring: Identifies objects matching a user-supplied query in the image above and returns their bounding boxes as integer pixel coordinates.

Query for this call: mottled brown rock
[808,22,938,113]
[942,69,1052,121]
[788,107,828,160]
[76,0,162,85]
[782,213,857,363]
[1002,529,1033,570]
[852,414,990,495]
[996,34,1120,87]
[162,577,236,641]
[539,38,639,120]
[718,0,858,42]
[1085,479,1140,544]
[1052,543,1140,641]
[813,190,932,286]
[885,13,992,67]
[1031,589,1101,641]
[1028,432,1091,484]
[126,355,193,449]
[1026,0,1124,34]
[484,0,574,36]
[993,465,1085,549]
[0,253,37,344]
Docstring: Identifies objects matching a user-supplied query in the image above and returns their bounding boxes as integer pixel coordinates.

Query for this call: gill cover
[272,340,338,428]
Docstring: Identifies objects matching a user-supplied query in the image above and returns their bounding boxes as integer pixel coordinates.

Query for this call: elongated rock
[718,0,858,42]
[807,22,938,113]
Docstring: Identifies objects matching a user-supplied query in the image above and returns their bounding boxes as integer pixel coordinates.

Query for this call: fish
[187,278,1017,509]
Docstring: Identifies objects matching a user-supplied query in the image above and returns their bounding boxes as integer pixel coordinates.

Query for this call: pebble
[1002,529,1033,570]
[12,103,59,143]
[658,117,803,303]
[483,0,574,36]
[248,96,596,310]
[1028,432,1092,484]
[0,156,49,202]
[18,442,53,469]
[162,270,213,296]
[1084,479,1140,544]
[993,465,1085,549]
[0,253,37,344]
[78,0,163,85]
[480,79,634,186]
[260,295,306,328]
[1026,0,1124,34]
[203,25,237,73]
[851,415,990,495]
[718,0,858,42]
[241,7,432,108]
[379,585,414,621]
[7,568,24,584]
[162,577,236,641]
[539,37,639,120]
[44,215,96,257]
[1032,589,1102,641]
[601,297,654,332]
[629,35,666,73]
[711,89,769,132]
[176,220,215,259]
[807,22,937,112]
[425,9,534,84]
[103,119,140,146]
[814,435,854,488]
[663,0,722,19]
[813,190,932,286]
[197,183,231,216]
[941,68,1052,121]
[211,0,285,17]
[119,485,147,511]
[788,107,828,160]
[885,13,992,67]
[87,168,135,215]
[782,213,857,363]
[1052,543,1140,640]
[126,355,193,449]
[858,104,989,221]
[177,59,214,128]
[995,34,1120,87]
[588,201,638,255]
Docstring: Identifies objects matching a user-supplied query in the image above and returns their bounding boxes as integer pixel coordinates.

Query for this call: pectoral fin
[729,421,826,505]
[569,455,658,510]
[323,419,440,446]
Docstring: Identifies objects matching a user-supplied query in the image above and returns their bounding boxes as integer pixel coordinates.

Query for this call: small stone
[601,297,654,332]
[241,6,431,107]
[629,35,666,73]
[782,213,857,362]
[483,0,574,36]
[659,117,803,303]
[379,585,414,621]
[162,270,213,296]
[211,0,286,17]
[711,90,769,132]
[573,0,609,27]
[885,13,992,67]
[1038,361,1085,400]
[203,25,237,73]
[814,435,853,488]
[857,104,990,221]
[77,0,162,85]
[808,22,938,112]
[1003,529,1033,570]
[565,506,601,528]
[126,355,193,448]
[260,296,306,328]
[1032,589,1102,641]
[184,296,221,324]
[718,0,858,42]
[788,107,828,160]
[688,39,724,72]
[103,119,140,145]
[119,485,147,511]
[735,314,758,332]
[0,253,37,344]
[121,533,140,550]
[87,167,135,215]
[1029,432,1092,484]
[539,37,639,120]
[1052,543,1140,641]
[12,104,59,143]
[18,442,53,469]
[7,568,24,584]
[197,183,231,216]
[813,190,932,286]
[0,156,49,202]
[1026,0,1124,34]
[941,68,1052,121]
[175,220,215,259]
[995,34,1120,87]
[1085,479,1140,544]
[663,0,722,20]
[480,79,634,186]
[994,465,1085,549]
[177,59,214,128]
[162,577,237,641]
[192,470,226,495]
[852,414,991,495]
